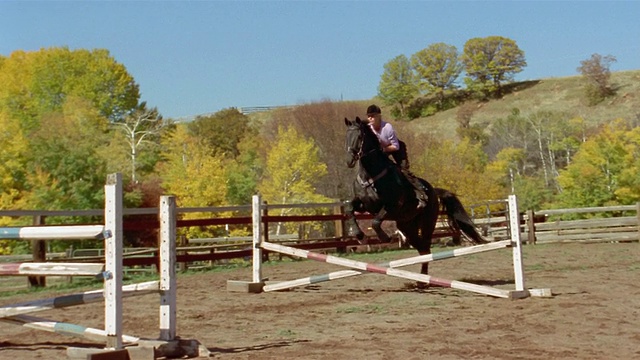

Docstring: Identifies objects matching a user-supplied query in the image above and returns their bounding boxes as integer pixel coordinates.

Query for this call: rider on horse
[365,104,428,209]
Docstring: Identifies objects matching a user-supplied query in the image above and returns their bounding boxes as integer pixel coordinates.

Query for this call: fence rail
[524,203,640,244]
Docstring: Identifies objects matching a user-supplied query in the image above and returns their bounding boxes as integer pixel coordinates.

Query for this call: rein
[351,147,378,162]
[357,167,389,188]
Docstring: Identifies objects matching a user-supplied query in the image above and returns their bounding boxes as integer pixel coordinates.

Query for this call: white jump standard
[0,173,205,359]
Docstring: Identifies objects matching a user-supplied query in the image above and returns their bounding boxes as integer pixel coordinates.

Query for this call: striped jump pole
[0,281,159,319]
[263,240,511,292]
[0,262,104,277]
[0,225,108,240]
[1,314,139,344]
[260,241,520,299]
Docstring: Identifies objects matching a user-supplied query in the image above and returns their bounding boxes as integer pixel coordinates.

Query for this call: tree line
[0,46,634,255]
[377,36,618,119]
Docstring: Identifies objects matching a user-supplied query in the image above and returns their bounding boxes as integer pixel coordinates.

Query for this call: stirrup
[416,197,427,209]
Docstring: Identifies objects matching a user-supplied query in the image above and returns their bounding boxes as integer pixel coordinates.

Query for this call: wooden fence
[524,204,640,244]
[1,199,639,286]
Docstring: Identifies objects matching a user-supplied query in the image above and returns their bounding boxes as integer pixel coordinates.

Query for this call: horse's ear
[355,116,361,124]
[344,117,351,126]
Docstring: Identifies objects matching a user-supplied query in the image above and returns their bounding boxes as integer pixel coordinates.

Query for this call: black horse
[344,116,486,282]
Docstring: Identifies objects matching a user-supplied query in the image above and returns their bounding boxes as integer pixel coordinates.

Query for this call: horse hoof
[402,282,430,291]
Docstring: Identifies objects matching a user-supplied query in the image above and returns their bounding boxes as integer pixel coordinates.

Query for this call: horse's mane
[358,119,389,160]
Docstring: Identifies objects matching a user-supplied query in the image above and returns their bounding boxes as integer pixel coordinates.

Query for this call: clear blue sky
[2,1,639,119]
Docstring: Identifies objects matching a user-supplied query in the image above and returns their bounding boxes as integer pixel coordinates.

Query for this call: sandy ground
[0,242,639,359]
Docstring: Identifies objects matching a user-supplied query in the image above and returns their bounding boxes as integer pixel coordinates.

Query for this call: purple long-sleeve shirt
[369,120,400,150]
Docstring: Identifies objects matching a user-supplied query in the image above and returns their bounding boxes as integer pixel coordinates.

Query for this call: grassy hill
[400,70,640,139]
[246,70,640,140]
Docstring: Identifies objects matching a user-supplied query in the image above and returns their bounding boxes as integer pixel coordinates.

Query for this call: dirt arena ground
[0,242,639,359]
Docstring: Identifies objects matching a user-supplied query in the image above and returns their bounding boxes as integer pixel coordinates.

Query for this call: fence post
[178,235,188,272]
[28,215,46,288]
[335,203,345,240]
[526,209,536,245]
[636,202,640,242]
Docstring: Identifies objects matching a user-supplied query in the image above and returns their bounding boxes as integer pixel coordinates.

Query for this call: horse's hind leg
[415,242,432,289]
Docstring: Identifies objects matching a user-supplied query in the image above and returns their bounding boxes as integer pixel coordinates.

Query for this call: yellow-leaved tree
[558,119,635,208]
[617,125,640,203]
[0,110,27,213]
[413,138,507,207]
[0,110,28,254]
[258,126,331,236]
[158,125,227,239]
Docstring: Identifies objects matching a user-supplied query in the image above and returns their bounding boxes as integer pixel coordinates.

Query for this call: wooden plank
[535,227,638,238]
[535,231,639,242]
[536,205,636,216]
[535,234,639,244]
[535,217,637,231]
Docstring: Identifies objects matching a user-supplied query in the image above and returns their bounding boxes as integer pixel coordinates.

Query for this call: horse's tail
[434,188,488,245]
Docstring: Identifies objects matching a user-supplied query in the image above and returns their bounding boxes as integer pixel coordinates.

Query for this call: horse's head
[344,117,365,168]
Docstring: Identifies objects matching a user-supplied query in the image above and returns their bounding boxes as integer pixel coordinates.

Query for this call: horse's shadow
[208,339,310,355]
[297,278,514,294]
[0,340,99,351]
[462,278,514,286]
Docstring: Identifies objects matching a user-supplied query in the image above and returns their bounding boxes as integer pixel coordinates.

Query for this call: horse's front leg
[371,208,391,243]
[344,198,365,240]
[416,236,432,289]
[417,252,430,289]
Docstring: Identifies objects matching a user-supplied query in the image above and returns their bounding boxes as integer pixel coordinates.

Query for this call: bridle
[347,124,389,187]
[346,127,363,162]
[346,125,378,163]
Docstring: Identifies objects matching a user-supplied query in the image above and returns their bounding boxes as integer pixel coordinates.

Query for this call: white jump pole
[0,225,108,240]
[0,281,159,318]
[3,314,140,344]
[263,240,511,292]
[261,241,514,298]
